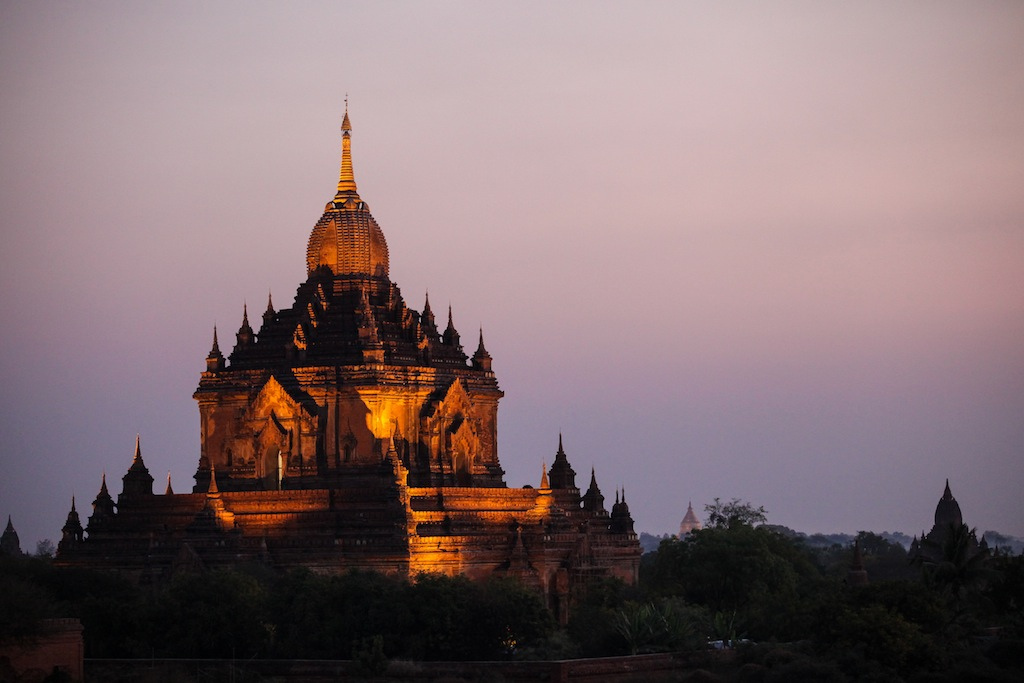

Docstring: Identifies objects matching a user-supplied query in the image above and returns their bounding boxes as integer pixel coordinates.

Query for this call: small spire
[261,291,276,330]
[235,304,254,347]
[99,471,109,496]
[336,104,358,196]
[421,292,437,334]
[60,495,84,550]
[124,436,153,494]
[943,478,953,499]
[472,327,492,370]
[165,472,174,496]
[207,325,225,371]
[208,466,219,495]
[476,328,488,354]
[540,462,549,489]
[582,466,606,514]
[442,305,461,347]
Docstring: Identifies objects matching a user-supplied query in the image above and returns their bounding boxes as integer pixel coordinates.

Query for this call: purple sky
[2,2,1022,550]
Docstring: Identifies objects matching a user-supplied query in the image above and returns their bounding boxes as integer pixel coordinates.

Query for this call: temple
[1,516,21,556]
[56,109,640,616]
[910,479,986,560]
[678,501,702,536]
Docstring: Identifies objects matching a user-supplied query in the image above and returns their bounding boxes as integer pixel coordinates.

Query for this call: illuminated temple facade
[56,111,640,613]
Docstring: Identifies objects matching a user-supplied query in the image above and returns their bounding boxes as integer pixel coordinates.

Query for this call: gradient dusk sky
[2,2,1022,549]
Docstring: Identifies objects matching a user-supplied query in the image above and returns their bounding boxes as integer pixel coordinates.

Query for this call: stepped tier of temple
[56,110,641,618]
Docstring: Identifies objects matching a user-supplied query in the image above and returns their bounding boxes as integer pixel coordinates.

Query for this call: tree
[155,569,271,658]
[915,523,994,604]
[33,540,55,559]
[646,514,825,641]
[612,599,706,655]
[705,498,767,530]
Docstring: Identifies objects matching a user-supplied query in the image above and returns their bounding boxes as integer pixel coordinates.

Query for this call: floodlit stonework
[56,110,641,617]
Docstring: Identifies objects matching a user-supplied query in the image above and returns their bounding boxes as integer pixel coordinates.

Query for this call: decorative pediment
[425,378,475,421]
[255,410,288,446]
[248,375,316,421]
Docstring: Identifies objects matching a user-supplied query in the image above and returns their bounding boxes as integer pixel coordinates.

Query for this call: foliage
[638,501,1024,679]
[612,598,707,655]
[647,520,824,640]
[351,634,388,677]
[0,572,57,643]
[4,504,1023,680]
[703,498,767,530]
[915,523,996,604]
[813,531,916,582]
[155,569,271,659]
[34,539,56,559]
[985,553,1024,637]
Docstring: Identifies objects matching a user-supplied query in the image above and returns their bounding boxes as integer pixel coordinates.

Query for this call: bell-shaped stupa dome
[933,479,963,529]
[306,108,390,278]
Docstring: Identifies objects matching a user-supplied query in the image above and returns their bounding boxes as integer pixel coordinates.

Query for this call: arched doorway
[453,449,472,486]
[261,445,281,490]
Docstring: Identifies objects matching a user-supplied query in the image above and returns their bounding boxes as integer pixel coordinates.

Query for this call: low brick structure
[86,653,704,682]
[0,618,83,682]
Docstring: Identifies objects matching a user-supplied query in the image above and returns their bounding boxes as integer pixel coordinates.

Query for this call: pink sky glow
[1,2,1022,548]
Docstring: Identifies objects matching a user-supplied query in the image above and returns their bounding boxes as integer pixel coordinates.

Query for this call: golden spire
[336,98,359,197]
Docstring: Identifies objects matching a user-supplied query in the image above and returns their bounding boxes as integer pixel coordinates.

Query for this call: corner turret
[610,488,635,535]
[88,473,116,533]
[421,292,438,340]
[206,326,225,372]
[234,304,255,350]
[582,467,606,514]
[472,328,493,372]
[442,305,462,349]
[121,435,154,497]
[262,292,276,330]
[547,434,578,492]
[357,288,385,363]
[59,497,84,553]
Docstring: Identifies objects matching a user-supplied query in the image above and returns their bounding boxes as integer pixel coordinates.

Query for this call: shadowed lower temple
[55,109,640,619]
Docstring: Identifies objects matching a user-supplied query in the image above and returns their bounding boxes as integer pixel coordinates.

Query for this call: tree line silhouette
[2,499,1022,681]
